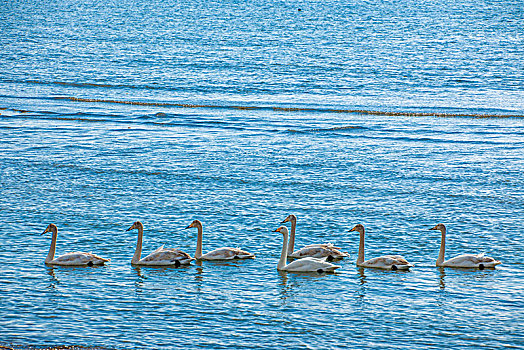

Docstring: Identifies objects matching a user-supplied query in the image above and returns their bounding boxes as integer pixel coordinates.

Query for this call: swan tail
[237,253,256,259]
[326,265,341,272]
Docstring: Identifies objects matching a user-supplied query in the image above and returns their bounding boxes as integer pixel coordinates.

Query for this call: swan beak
[348,227,356,232]
[40,229,48,235]
[273,227,282,232]
[429,226,438,230]
[125,225,134,232]
[280,217,289,224]
[185,224,193,229]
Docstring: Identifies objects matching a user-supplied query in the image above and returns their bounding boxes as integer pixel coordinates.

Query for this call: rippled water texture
[1,0,523,349]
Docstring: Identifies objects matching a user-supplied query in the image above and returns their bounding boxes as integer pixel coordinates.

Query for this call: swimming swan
[41,224,110,266]
[430,223,501,269]
[274,226,340,273]
[349,224,413,271]
[281,214,348,260]
[126,221,194,266]
[185,219,255,260]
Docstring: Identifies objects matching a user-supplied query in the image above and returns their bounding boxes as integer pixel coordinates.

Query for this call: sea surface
[1,0,523,349]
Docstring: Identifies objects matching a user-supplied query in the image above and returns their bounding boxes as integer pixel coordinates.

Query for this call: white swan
[41,224,110,266]
[274,226,341,273]
[126,221,194,266]
[185,219,255,260]
[281,214,348,260]
[350,224,413,270]
[430,223,501,269]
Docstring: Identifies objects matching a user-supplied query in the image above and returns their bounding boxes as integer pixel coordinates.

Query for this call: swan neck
[287,219,296,255]
[195,224,203,259]
[357,230,365,265]
[132,226,143,264]
[278,231,288,270]
[437,228,446,266]
[45,229,58,263]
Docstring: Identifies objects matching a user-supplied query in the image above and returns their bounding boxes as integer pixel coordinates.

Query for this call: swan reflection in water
[133,263,194,294]
[45,267,60,290]
[357,267,367,285]
[133,266,146,294]
[356,267,368,301]
[45,264,104,290]
[194,260,204,294]
[437,265,491,291]
[277,270,331,306]
[133,262,193,275]
[438,267,446,290]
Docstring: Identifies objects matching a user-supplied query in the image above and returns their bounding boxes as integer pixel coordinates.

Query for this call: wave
[287,125,366,133]
[2,92,524,120]
[0,107,253,132]
[49,96,524,118]
[3,78,165,92]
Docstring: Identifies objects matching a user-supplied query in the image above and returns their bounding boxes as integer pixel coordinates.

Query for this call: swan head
[349,224,365,234]
[429,223,446,233]
[281,214,297,224]
[185,219,203,229]
[273,226,289,235]
[41,223,58,235]
[126,221,143,232]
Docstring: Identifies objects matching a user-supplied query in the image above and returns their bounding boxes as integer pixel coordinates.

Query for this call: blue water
[1,0,523,349]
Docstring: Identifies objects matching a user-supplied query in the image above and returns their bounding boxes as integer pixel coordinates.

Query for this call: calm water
[1,0,523,349]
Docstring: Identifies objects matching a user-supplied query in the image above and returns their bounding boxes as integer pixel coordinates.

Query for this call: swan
[41,224,110,266]
[126,221,194,266]
[185,219,255,260]
[349,224,413,271]
[430,223,501,269]
[274,226,341,273]
[281,214,348,260]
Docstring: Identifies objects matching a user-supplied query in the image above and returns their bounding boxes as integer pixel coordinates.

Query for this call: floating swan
[185,219,255,260]
[281,214,348,260]
[349,224,413,270]
[274,226,341,273]
[41,224,110,266]
[126,221,194,266]
[430,223,501,269]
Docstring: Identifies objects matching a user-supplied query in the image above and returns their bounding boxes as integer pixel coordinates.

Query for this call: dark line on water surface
[53,97,524,119]
[0,345,115,350]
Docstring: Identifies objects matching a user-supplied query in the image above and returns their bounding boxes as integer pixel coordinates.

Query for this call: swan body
[281,214,348,259]
[41,224,110,266]
[430,223,501,269]
[126,221,194,266]
[185,220,255,260]
[303,243,341,249]
[288,245,348,259]
[198,247,254,260]
[274,226,341,273]
[350,224,413,271]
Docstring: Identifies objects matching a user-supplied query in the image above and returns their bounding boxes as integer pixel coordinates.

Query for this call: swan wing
[325,246,349,258]
[303,243,342,250]
[50,252,110,266]
[444,253,501,268]
[384,255,413,266]
[151,244,165,255]
[290,246,348,259]
[283,257,341,273]
[140,248,194,265]
[362,255,413,269]
[201,247,255,260]
[290,246,327,258]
